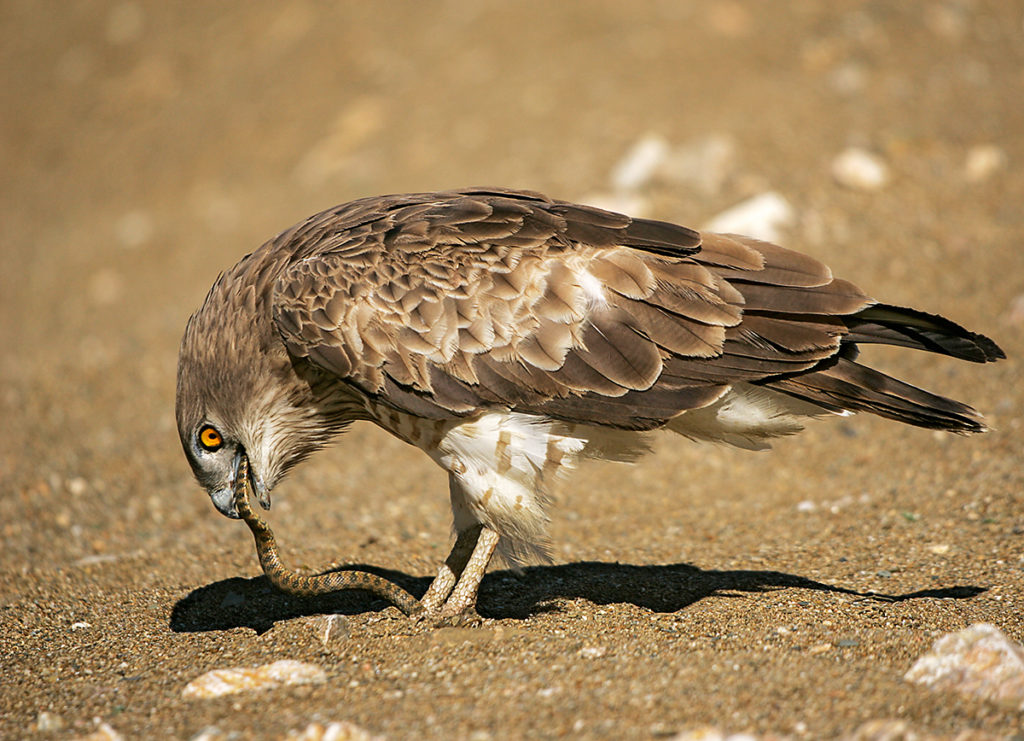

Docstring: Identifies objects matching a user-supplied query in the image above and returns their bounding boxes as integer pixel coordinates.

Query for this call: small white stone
[71,621,92,630]
[659,134,737,195]
[113,210,154,248]
[668,730,761,741]
[828,62,868,96]
[670,731,726,741]
[35,712,64,731]
[183,660,327,699]
[67,477,89,496]
[610,134,670,191]
[796,500,816,512]
[580,645,607,658]
[905,623,1024,710]
[964,144,1007,183]
[703,191,795,243]
[831,147,889,191]
[1004,293,1024,326]
[848,720,916,740]
[925,5,967,40]
[76,721,124,741]
[282,721,382,741]
[316,614,351,649]
[189,727,230,741]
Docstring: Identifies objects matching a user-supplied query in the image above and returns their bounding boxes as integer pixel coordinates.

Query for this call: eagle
[176,188,1003,618]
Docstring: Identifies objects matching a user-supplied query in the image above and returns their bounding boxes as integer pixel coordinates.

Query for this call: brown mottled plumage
[176,187,1003,618]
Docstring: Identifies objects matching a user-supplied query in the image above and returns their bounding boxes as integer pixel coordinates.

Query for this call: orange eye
[198,425,223,452]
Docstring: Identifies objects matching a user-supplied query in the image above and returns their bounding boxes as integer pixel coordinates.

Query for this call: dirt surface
[2,2,1023,739]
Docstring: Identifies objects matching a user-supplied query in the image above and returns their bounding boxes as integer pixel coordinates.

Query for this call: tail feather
[764,357,987,433]
[845,304,1005,364]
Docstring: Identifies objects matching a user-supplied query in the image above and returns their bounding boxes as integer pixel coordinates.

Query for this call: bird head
[174,277,343,519]
[175,318,281,517]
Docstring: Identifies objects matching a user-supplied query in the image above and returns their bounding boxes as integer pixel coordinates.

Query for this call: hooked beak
[208,450,270,518]
[209,448,274,519]
[209,449,246,519]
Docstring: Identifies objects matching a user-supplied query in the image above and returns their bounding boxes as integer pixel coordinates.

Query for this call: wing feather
[264,188,995,432]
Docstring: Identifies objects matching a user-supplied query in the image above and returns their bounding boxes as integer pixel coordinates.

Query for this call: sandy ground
[2,2,1023,739]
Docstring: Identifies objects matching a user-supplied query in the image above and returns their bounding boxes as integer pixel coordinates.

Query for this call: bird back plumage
[255,188,1001,436]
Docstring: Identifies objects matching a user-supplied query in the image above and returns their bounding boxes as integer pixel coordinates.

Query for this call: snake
[232,457,423,616]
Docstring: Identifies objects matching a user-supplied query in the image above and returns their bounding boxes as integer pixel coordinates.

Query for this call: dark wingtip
[849,304,1005,363]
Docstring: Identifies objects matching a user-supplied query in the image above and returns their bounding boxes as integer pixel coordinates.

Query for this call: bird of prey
[176,187,1003,618]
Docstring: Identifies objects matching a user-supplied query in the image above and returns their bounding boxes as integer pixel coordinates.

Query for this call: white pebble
[1004,294,1024,325]
[67,477,89,496]
[703,191,795,243]
[283,721,382,741]
[316,614,351,649]
[965,144,1007,183]
[35,712,64,731]
[669,730,760,741]
[71,621,92,630]
[114,209,154,248]
[660,134,737,195]
[905,623,1024,710]
[183,660,327,699]
[829,62,868,95]
[189,728,229,741]
[831,147,889,191]
[610,134,670,191]
[76,721,124,741]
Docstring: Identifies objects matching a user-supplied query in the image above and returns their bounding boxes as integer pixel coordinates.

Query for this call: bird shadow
[168,560,985,634]
[169,564,428,635]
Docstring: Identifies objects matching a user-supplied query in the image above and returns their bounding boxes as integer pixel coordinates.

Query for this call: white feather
[668,383,833,450]
[577,269,608,308]
[375,386,834,564]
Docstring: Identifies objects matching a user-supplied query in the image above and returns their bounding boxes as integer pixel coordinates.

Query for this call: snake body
[233,459,423,616]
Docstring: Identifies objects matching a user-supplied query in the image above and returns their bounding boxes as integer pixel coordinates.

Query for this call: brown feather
[763,358,987,432]
[252,188,1000,434]
[574,309,663,390]
[733,278,872,316]
[713,235,833,287]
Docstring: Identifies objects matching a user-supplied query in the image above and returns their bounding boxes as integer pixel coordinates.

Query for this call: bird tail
[761,304,1004,434]
[842,304,1005,363]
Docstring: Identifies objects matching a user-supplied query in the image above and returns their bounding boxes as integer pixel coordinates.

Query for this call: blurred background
[4,0,1024,596]
[1,2,1022,735]
[3,0,1023,585]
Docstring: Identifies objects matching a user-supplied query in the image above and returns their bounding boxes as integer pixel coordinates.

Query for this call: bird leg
[438,525,499,617]
[418,524,500,618]
[420,525,483,612]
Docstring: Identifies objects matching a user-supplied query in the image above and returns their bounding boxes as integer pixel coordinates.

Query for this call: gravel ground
[2,2,1022,739]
